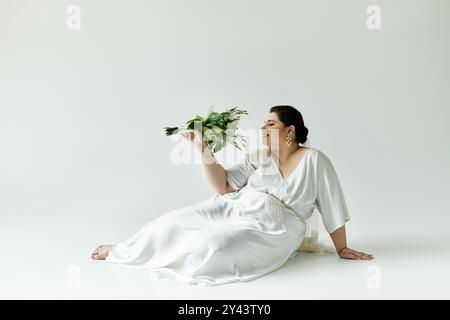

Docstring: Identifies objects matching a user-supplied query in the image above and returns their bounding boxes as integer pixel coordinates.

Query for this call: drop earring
[286,132,294,147]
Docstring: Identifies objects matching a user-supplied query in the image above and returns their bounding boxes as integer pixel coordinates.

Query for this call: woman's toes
[91,251,103,260]
[91,246,103,259]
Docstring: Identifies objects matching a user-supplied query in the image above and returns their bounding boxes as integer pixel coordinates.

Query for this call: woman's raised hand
[181,130,208,152]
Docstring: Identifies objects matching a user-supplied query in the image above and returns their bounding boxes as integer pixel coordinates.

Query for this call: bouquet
[164,106,248,153]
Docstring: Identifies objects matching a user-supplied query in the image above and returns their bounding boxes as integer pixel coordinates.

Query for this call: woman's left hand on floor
[338,247,374,260]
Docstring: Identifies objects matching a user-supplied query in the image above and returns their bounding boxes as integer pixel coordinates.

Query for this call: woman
[91,105,373,285]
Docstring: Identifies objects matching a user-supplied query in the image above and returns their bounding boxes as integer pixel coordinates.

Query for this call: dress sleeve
[224,152,257,191]
[315,150,351,234]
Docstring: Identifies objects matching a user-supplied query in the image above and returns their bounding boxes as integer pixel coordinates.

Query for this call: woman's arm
[182,130,235,195]
[330,226,374,260]
[200,147,236,195]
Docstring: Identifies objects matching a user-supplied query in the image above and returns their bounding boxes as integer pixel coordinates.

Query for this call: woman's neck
[270,144,301,163]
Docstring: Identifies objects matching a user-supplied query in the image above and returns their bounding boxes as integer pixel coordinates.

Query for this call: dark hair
[269,105,309,144]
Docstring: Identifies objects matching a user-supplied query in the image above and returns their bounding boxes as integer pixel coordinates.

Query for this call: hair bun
[297,125,308,144]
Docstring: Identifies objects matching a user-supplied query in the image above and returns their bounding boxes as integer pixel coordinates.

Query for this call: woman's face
[261,112,293,150]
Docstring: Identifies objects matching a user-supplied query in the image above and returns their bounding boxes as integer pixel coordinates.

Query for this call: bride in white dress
[91,105,373,285]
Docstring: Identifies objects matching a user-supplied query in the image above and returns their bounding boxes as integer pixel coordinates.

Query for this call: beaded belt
[264,194,306,223]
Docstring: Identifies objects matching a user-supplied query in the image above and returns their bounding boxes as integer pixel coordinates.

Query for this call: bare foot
[91,245,113,260]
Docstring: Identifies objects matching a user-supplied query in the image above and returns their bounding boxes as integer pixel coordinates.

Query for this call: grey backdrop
[1,0,449,238]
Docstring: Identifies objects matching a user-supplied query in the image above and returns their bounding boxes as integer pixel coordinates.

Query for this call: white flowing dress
[105,147,350,285]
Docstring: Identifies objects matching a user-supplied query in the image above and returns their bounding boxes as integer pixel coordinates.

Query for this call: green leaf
[164,105,248,153]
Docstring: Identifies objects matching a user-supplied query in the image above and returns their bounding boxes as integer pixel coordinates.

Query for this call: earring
[286,132,294,147]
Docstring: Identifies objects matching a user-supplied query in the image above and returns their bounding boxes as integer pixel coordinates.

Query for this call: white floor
[1,212,449,300]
